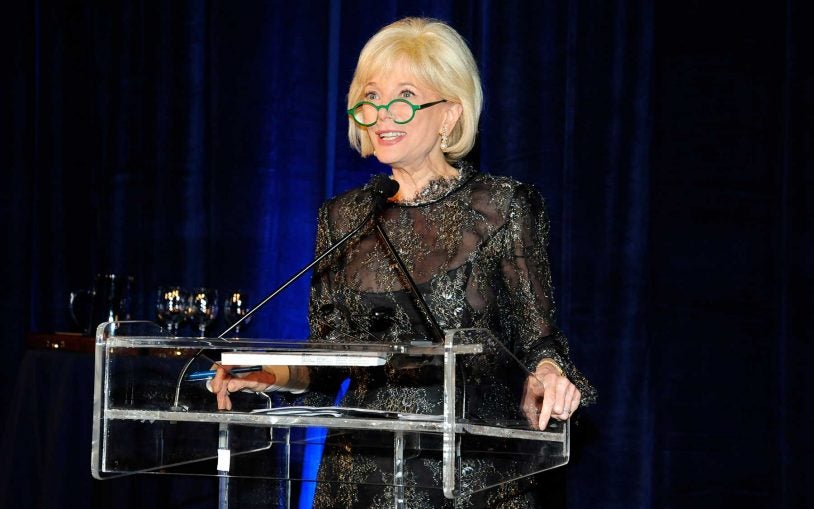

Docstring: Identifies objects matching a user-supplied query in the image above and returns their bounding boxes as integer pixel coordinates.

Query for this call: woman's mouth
[377,130,406,143]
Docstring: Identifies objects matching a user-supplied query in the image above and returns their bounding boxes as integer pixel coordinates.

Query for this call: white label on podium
[217,448,230,472]
[220,352,388,367]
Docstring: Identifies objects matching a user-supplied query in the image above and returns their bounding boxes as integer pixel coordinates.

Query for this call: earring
[439,125,449,152]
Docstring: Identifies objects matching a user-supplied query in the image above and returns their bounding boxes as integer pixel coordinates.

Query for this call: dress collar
[392,161,475,206]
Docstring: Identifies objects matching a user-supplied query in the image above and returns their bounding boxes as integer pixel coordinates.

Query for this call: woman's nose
[378,106,393,122]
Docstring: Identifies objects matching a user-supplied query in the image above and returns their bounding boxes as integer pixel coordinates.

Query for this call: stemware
[223,290,252,337]
[156,286,188,336]
[188,288,219,338]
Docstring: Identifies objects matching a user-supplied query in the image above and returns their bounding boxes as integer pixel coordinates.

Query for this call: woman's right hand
[210,364,278,410]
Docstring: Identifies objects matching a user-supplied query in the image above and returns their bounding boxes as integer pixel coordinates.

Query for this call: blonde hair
[347,18,483,161]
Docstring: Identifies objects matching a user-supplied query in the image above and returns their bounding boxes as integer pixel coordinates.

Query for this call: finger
[563,386,580,412]
[226,378,247,394]
[210,365,230,393]
[561,383,577,414]
[555,386,581,421]
[538,378,557,430]
[570,389,581,414]
[537,402,553,431]
[551,377,570,415]
[216,385,231,410]
[212,377,232,410]
[231,375,266,392]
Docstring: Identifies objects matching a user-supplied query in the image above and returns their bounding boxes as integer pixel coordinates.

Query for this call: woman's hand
[209,365,277,410]
[521,361,581,430]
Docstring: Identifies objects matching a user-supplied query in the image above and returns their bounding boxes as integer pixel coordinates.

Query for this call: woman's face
[361,60,456,171]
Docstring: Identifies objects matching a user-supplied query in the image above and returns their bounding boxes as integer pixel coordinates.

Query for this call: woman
[213,17,595,508]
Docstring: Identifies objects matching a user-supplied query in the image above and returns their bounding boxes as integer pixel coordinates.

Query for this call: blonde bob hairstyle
[347,18,483,162]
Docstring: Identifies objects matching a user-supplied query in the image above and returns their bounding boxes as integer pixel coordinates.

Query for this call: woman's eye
[400,90,415,98]
[364,91,378,101]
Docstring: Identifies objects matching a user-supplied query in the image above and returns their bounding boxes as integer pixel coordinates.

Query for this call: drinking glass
[156,286,188,336]
[223,290,252,337]
[188,288,219,338]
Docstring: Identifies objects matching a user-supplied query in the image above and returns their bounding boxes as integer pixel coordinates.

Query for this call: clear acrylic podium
[91,321,569,507]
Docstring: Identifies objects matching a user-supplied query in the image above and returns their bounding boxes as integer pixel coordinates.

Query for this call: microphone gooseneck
[218,174,399,338]
[170,174,399,411]
[368,178,446,344]
[373,221,446,343]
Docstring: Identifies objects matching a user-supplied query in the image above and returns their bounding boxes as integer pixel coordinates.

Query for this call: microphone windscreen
[371,174,400,201]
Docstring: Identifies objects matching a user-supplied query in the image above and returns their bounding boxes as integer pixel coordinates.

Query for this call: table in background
[0,333,217,509]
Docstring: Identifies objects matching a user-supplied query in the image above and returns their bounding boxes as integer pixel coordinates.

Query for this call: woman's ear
[443,102,463,131]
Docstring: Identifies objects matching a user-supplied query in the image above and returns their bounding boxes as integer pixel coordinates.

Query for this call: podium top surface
[95,321,489,356]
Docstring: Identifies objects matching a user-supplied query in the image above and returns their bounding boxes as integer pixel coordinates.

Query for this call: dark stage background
[1,1,811,508]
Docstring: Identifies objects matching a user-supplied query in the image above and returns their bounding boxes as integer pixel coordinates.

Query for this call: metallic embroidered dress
[308,164,595,508]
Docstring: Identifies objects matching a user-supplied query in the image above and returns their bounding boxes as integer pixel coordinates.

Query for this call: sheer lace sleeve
[499,184,597,405]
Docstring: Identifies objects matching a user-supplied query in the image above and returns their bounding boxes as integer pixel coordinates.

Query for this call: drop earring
[439,125,449,152]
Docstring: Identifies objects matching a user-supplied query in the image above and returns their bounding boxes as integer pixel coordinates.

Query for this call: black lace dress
[307,164,596,509]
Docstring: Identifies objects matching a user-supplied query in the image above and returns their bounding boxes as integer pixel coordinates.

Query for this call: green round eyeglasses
[348,98,447,127]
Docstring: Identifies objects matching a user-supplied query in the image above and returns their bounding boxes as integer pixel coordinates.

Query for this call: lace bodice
[307,163,596,406]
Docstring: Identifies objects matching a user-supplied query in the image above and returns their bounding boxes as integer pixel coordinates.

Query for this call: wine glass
[188,288,219,338]
[156,286,188,336]
[223,290,252,337]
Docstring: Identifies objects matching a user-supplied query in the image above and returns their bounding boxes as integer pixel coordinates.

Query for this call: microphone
[219,174,399,337]
[370,174,399,210]
[368,186,446,343]
[170,174,399,411]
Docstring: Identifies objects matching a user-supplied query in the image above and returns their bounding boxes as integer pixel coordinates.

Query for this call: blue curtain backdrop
[1,1,811,508]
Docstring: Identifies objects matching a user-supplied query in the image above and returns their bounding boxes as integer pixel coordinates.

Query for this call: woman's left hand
[521,363,581,430]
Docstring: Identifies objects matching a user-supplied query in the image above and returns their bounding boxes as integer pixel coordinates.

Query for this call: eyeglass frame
[347,98,447,127]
